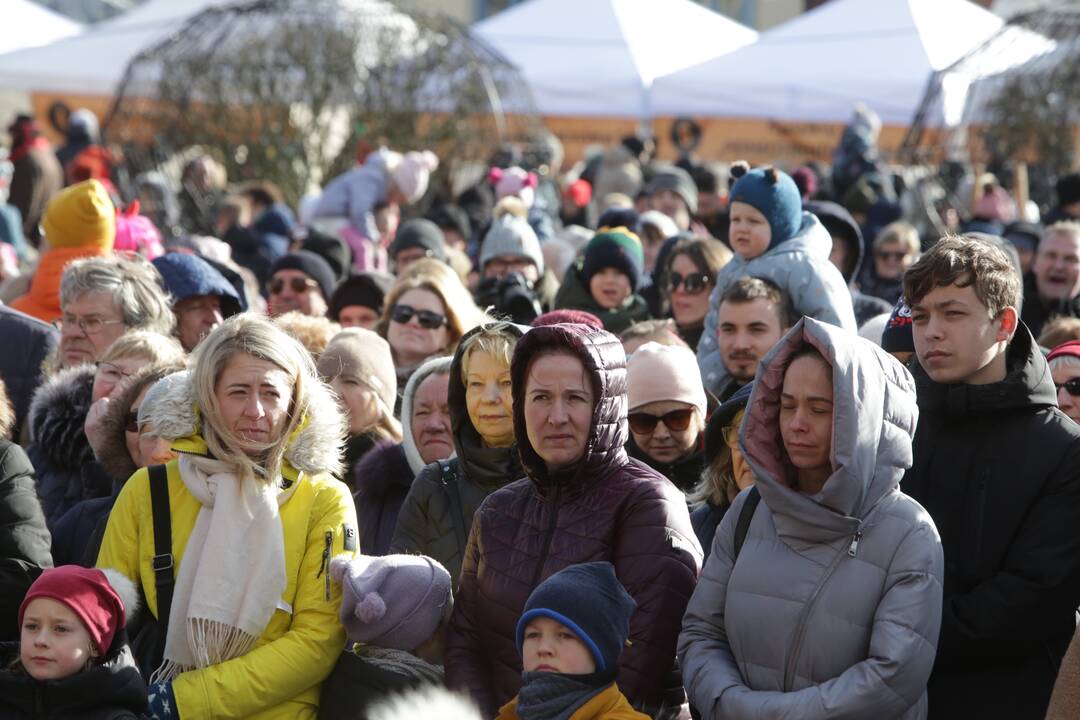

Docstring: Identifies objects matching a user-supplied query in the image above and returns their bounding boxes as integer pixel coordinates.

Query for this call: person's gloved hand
[146,680,178,719]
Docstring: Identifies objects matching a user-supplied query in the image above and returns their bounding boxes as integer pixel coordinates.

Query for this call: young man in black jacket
[903,235,1080,720]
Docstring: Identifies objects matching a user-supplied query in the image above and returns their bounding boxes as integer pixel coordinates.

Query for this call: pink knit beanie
[626,341,706,416]
[391,150,439,204]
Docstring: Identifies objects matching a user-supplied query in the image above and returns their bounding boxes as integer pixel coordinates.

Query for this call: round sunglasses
[667,271,712,295]
[628,408,695,434]
[390,304,448,330]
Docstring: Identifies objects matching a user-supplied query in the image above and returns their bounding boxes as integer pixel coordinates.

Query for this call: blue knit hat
[729,163,803,248]
[515,562,636,675]
[153,253,242,317]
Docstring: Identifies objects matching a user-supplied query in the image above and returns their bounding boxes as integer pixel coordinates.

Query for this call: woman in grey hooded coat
[679,317,944,720]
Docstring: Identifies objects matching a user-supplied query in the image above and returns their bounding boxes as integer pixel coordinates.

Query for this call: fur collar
[28,364,95,470]
[144,369,345,477]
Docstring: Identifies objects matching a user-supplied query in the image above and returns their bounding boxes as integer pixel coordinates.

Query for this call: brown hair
[663,237,733,290]
[619,319,687,351]
[377,258,486,355]
[1039,316,1080,350]
[719,276,793,328]
[903,235,1021,318]
[0,378,13,440]
[272,312,341,360]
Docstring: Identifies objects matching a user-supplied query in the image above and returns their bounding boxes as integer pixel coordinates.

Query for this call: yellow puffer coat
[98,450,357,719]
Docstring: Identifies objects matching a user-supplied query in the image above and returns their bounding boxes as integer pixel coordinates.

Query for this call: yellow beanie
[42,179,116,251]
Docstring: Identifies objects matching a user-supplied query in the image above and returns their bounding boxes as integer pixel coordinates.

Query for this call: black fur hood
[27,364,95,471]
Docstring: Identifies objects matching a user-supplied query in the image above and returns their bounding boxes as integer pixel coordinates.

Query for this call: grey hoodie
[696,212,857,396]
[679,318,943,720]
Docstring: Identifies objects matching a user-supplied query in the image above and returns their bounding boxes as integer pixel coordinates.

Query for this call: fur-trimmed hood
[144,367,346,478]
[27,363,95,470]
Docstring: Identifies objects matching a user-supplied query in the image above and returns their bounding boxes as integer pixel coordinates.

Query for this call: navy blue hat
[703,382,754,466]
[153,253,242,317]
[881,298,914,354]
[516,562,636,674]
[270,250,337,300]
[729,164,803,248]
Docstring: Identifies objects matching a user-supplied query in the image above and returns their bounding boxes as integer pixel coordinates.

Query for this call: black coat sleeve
[0,440,52,642]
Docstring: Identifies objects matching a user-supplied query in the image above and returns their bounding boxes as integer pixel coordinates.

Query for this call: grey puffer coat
[679,317,943,720]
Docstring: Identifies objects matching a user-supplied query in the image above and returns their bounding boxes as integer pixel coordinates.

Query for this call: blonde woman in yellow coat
[98,314,357,719]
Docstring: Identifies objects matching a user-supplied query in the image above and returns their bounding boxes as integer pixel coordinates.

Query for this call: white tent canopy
[651,0,1003,126]
[5,0,82,56]
[472,0,757,119]
[0,0,230,94]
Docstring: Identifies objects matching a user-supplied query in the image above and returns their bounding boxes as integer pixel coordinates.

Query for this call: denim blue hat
[729,164,803,248]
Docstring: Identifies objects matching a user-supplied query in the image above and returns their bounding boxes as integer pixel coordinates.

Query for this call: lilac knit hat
[330,554,452,651]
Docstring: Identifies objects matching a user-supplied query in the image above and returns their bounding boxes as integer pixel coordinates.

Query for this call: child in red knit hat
[1,565,147,718]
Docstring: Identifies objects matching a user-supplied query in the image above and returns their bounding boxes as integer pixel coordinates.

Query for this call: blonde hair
[377,258,486,356]
[688,407,745,509]
[100,329,187,367]
[873,221,921,256]
[458,322,518,383]
[273,312,341,359]
[1039,316,1080,350]
[191,314,338,481]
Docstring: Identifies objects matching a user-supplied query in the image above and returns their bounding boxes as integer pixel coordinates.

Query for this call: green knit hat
[581,226,645,292]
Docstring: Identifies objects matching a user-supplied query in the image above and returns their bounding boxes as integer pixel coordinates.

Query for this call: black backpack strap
[439,460,469,559]
[148,464,174,628]
[733,485,761,561]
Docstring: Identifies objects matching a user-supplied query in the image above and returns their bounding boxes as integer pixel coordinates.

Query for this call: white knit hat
[392,150,439,204]
[626,342,706,416]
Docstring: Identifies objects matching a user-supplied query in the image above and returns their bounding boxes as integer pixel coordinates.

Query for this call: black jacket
[1019,272,1080,342]
[0,633,147,719]
[0,306,58,443]
[627,438,703,495]
[353,441,413,557]
[902,324,1080,720]
[0,439,52,643]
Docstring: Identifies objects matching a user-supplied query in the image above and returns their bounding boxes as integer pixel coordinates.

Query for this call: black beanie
[515,562,636,675]
[389,218,446,264]
[426,203,472,243]
[270,250,336,300]
[1058,172,1080,208]
[328,271,394,322]
[302,228,351,282]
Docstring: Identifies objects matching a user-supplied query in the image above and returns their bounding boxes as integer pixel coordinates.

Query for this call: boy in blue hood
[696,163,856,396]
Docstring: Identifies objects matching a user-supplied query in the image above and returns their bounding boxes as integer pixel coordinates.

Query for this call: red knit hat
[19,566,127,657]
[1048,340,1080,362]
[532,309,604,329]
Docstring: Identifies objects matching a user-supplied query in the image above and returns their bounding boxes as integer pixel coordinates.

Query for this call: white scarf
[150,454,295,684]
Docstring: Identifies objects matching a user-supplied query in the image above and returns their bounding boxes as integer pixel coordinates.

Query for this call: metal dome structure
[103,0,540,206]
[901,4,1079,210]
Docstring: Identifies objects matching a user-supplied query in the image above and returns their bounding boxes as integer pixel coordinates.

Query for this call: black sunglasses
[628,408,695,434]
[391,304,447,330]
[1056,378,1080,397]
[269,276,319,295]
[667,272,712,295]
[876,250,907,262]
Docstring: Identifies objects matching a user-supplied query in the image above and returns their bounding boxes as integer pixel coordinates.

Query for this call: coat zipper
[315,530,333,600]
[529,484,561,588]
[782,525,862,691]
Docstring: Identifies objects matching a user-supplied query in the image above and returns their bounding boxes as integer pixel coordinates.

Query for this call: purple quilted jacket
[445,323,703,718]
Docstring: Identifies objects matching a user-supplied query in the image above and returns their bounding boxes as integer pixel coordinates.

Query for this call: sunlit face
[411,372,453,465]
[92,355,148,402]
[20,597,95,681]
[728,202,771,260]
[338,305,381,331]
[668,253,713,327]
[727,410,754,493]
[331,375,381,436]
[59,291,128,369]
[464,349,514,448]
[268,269,328,317]
[589,268,632,310]
[524,353,594,471]
[214,353,294,454]
[910,283,1014,386]
[779,354,834,486]
[629,400,702,465]
[1052,362,1080,425]
[650,188,690,231]
[1033,231,1080,302]
[873,240,915,281]
[175,294,224,351]
[387,288,450,368]
[717,298,786,383]
[521,616,597,675]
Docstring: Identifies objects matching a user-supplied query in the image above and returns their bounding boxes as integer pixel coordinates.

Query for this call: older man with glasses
[53,255,175,370]
[266,250,336,318]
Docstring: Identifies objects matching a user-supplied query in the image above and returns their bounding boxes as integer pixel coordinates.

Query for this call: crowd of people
[1,103,1080,720]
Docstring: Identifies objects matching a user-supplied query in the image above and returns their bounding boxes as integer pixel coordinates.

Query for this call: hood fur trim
[28,363,95,470]
[99,568,140,626]
[145,368,346,476]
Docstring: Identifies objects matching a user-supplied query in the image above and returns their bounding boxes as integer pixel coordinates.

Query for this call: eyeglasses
[628,408,695,434]
[53,315,126,336]
[667,272,712,295]
[876,250,908,262]
[124,410,139,433]
[268,276,319,295]
[722,423,740,448]
[391,304,447,330]
[96,361,133,383]
[1056,378,1080,397]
